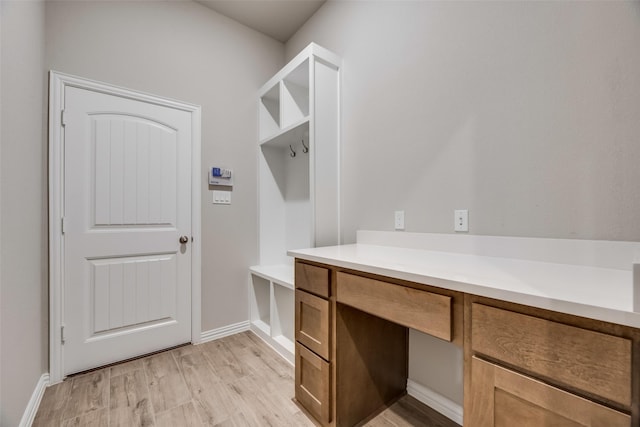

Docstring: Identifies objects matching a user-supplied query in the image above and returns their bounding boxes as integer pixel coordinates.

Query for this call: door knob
[179,236,189,244]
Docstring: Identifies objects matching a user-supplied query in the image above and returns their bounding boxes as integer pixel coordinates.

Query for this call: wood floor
[33,331,460,426]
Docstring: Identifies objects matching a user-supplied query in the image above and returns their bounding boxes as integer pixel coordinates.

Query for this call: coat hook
[289,144,296,158]
[301,139,309,154]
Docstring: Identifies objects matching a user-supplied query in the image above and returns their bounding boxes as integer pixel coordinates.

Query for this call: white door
[63,86,192,375]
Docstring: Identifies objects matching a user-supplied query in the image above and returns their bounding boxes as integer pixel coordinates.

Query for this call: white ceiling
[196,0,326,43]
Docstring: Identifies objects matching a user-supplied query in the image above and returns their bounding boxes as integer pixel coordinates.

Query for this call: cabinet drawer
[336,272,452,341]
[471,303,632,407]
[296,262,330,298]
[468,357,630,427]
[295,290,330,360]
[296,342,331,425]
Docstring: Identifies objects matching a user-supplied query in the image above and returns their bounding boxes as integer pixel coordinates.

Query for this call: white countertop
[288,243,640,329]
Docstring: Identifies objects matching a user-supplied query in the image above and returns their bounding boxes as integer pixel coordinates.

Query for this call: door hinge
[61,217,66,234]
[61,110,67,126]
[61,325,65,344]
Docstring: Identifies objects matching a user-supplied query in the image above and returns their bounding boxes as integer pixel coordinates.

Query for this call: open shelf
[272,283,295,359]
[281,59,309,129]
[249,268,295,364]
[251,43,340,367]
[250,274,271,335]
[258,134,312,267]
[259,84,280,141]
[259,116,309,148]
[250,264,294,289]
[259,58,310,143]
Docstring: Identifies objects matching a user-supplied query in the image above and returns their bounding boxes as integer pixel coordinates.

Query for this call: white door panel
[63,86,192,375]
[91,115,178,226]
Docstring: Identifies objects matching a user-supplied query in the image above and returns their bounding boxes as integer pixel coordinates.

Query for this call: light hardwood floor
[33,332,460,426]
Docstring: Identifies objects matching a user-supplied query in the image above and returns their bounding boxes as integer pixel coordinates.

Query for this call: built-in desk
[289,233,640,427]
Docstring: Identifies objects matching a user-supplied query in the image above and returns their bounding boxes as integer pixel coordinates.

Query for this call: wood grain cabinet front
[471,303,632,407]
[290,258,640,427]
[295,260,332,425]
[468,357,630,427]
[296,262,330,298]
[295,289,330,360]
[336,271,452,341]
[296,342,331,425]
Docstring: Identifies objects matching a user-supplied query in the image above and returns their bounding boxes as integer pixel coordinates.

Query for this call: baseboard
[199,320,250,343]
[407,379,463,425]
[19,373,50,427]
[247,327,295,366]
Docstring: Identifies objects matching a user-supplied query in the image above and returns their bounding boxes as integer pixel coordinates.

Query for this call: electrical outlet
[454,209,468,232]
[394,211,405,231]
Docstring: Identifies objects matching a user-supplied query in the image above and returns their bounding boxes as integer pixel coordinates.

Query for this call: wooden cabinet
[467,300,636,427]
[468,357,630,427]
[294,258,640,427]
[336,272,452,341]
[295,289,330,360]
[296,342,331,424]
[295,261,461,426]
[471,303,632,407]
[294,261,333,424]
[296,262,330,298]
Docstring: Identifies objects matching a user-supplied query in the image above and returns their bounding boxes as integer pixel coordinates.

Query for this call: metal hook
[301,139,309,154]
[289,144,296,158]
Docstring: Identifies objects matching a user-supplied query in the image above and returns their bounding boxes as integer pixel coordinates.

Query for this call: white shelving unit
[250,43,341,363]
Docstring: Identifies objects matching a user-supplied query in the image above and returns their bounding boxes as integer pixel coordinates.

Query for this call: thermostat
[209,167,233,186]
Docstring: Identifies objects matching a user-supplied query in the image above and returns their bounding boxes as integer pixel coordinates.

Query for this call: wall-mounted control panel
[209,167,233,186]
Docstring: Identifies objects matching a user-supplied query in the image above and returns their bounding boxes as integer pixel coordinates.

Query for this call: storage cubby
[249,274,271,335]
[259,84,280,141]
[281,59,309,129]
[249,265,296,363]
[272,284,295,353]
[250,43,341,362]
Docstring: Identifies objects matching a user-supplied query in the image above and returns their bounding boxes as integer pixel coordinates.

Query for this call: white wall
[288,0,640,243]
[0,1,48,425]
[286,0,640,409]
[1,2,283,422]
[45,0,284,333]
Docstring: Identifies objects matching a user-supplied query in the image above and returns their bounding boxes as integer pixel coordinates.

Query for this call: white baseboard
[19,373,50,427]
[199,320,250,343]
[247,327,295,366]
[407,379,463,425]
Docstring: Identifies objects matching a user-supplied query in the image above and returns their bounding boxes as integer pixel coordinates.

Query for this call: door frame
[48,71,202,383]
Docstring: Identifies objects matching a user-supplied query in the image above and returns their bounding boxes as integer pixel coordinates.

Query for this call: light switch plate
[213,190,231,205]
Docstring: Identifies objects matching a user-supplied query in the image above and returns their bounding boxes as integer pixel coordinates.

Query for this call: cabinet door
[468,357,630,427]
[295,290,330,360]
[472,303,632,407]
[296,342,330,425]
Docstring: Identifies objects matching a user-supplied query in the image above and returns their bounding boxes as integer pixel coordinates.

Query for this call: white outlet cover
[454,209,468,232]
[394,211,405,230]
